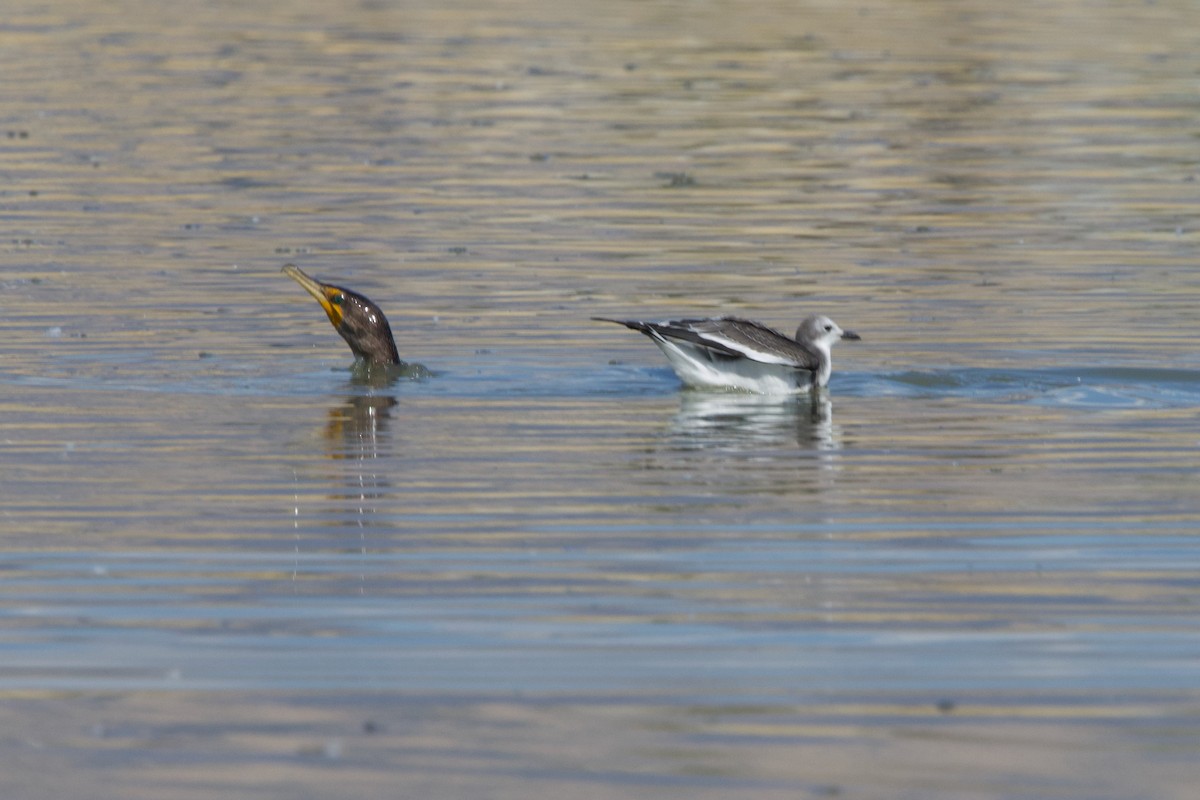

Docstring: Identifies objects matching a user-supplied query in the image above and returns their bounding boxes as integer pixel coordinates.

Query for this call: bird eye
[824,324,833,332]
[330,293,345,306]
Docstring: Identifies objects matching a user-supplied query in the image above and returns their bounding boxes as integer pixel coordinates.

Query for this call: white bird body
[595,314,860,395]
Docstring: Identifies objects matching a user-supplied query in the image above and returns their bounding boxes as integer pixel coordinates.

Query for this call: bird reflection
[640,391,847,497]
[325,392,397,463]
[290,381,401,592]
[326,389,396,519]
[304,389,399,593]
[667,391,841,451]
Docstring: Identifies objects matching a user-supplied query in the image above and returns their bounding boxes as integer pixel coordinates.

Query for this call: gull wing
[592,315,818,369]
[660,317,818,369]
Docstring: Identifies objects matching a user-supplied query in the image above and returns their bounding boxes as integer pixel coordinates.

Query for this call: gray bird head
[795,315,861,351]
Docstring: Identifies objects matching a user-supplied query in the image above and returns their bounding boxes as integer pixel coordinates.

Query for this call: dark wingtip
[591,316,648,331]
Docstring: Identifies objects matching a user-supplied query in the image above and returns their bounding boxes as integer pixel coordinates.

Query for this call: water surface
[2,0,1199,798]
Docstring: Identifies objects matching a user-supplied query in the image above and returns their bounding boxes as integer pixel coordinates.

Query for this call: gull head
[796,315,861,353]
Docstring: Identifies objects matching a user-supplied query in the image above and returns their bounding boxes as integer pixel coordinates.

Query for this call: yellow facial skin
[282,263,403,367]
[282,264,345,330]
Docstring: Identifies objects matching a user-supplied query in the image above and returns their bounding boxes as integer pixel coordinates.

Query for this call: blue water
[3,0,1200,796]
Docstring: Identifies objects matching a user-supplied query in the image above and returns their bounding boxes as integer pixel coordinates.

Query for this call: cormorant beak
[842,329,862,341]
[283,264,344,330]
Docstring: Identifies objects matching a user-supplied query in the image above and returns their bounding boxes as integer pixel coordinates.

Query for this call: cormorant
[282,263,401,367]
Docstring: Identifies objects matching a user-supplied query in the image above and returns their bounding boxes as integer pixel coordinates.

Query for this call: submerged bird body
[282,264,401,366]
[594,314,860,394]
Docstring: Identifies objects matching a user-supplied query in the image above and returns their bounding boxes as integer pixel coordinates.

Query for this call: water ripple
[866,367,1200,408]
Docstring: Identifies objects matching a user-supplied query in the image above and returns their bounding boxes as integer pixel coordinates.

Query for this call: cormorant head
[282,264,400,366]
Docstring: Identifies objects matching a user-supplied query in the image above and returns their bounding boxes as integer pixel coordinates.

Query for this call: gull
[593,314,860,394]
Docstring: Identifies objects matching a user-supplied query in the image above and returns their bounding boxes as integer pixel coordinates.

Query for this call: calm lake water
[2,0,1199,797]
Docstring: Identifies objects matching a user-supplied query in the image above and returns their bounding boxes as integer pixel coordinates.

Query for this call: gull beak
[842,329,862,341]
